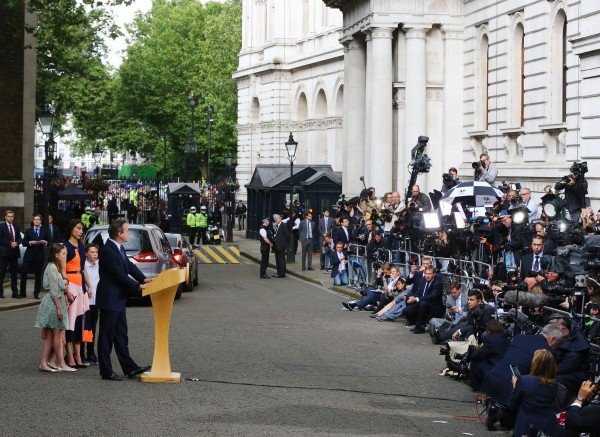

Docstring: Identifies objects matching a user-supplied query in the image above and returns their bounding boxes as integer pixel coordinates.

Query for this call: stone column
[401,26,428,193]
[369,27,395,194]
[363,31,373,184]
[342,36,366,196]
[441,25,464,178]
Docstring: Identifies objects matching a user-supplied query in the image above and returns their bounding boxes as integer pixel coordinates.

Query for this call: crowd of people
[256,156,600,436]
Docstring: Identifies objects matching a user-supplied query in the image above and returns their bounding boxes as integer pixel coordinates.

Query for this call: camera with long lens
[497,181,511,195]
[560,175,573,185]
[442,173,457,189]
[570,161,589,175]
[586,225,600,234]
[370,249,389,270]
[472,160,485,170]
[502,282,529,292]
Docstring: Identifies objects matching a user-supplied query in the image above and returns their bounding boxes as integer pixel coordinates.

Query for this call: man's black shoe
[260,275,271,279]
[102,373,124,381]
[12,294,22,299]
[127,365,151,379]
[34,294,40,299]
[342,301,353,311]
[411,328,426,334]
[320,266,325,270]
[0,295,5,298]
[274,275,285,278]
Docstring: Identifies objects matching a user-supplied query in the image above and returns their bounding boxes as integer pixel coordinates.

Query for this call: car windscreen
[84,228,153,254]
[166,235,178,248]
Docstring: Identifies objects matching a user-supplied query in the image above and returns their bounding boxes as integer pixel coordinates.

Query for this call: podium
[140,267,186,383]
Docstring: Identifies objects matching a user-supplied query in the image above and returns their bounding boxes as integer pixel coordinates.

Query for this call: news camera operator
[409,185,432,213]
[533,222,557,254]
[474,153,498,184]
[366,230,390,258]
[440,167,461,194]
[438,289,494,342]
[555,162,588,225]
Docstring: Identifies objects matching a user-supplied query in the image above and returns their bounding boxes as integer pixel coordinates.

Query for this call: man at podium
[96,219,152,381]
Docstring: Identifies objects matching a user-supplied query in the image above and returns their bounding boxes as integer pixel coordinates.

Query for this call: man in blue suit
[20,214,47,298]
[96,219,152,381]
[402,265,444,333]
[0,210,22,298]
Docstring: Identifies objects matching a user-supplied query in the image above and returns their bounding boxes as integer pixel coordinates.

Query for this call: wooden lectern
[141,267,186,383]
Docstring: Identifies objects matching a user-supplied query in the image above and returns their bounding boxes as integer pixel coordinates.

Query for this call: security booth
[167,183,201,232]
[245,164,342,239]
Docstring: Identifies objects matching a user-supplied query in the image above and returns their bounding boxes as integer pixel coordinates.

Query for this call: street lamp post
[93,143,103,178]
[284,133,298,208]
[207,104,213,183]
[37,102,55,227]
[187,92,198,181]
[225,152,235,243]
[131,153,137,180]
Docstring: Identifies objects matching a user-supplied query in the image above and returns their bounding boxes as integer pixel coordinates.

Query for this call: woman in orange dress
[64,219,93,368]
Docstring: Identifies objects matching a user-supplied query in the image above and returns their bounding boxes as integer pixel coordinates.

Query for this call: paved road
[0,261,487,436]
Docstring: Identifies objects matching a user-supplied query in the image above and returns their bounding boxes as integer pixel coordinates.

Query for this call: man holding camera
[410,185,432,213]
[555,162,588,225]
[475,153,498,184]
[441,167,461,194]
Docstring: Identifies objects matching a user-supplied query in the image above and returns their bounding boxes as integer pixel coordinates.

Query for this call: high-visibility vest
[130,189,138,207]
[196,212,207,228]
[81,213,90,227]
[187,213,197,227]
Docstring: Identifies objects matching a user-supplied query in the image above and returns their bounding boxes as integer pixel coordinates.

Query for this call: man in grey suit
[429,281,469,331]
[298,212,317,271]
[318,209,335,270]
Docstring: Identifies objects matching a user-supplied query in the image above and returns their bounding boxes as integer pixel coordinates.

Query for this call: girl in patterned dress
[35,243,76,372]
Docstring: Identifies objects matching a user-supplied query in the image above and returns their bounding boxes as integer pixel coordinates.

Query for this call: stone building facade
[235,0,600,207]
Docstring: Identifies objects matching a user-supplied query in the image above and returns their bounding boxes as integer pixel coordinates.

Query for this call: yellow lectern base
[140,371,181,383]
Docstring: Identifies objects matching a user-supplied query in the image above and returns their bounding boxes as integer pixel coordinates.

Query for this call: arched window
[511,22,525,127]
[476,26,489,131]
[550,9,567,123]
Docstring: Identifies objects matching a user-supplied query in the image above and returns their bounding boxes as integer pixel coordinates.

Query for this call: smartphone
[510,364,521,377]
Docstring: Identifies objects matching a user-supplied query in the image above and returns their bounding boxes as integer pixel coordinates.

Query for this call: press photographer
[409,185,432,213]
[554,161,588,224]
[474,153,498,184]
[440,167,461,194]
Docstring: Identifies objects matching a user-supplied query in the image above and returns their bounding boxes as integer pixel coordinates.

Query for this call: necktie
[119,245,128,262]
[35,227,39,237]
[324,220,328,235]
[307,221,311,239]
[533,255,540,272]
[49,226,53,241]
[424,281,430,296]
[8,224,14,242]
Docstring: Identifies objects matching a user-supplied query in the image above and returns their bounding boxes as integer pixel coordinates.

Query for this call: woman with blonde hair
[508,349,562,437]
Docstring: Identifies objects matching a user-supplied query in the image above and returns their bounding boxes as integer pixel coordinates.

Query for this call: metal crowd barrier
[347,244,369,292]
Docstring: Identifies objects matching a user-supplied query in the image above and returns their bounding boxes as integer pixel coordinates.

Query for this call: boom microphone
[504,290,546,308]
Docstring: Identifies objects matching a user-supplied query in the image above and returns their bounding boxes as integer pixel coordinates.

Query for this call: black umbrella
[440,181,503,207]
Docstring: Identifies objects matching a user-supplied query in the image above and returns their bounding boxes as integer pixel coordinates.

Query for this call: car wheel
[192,265,199,286]
[175,283,183,300]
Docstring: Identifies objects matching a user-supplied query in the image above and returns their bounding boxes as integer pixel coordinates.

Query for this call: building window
[550,9,567,123]
[476,28,489,130]
[510,21,525,127]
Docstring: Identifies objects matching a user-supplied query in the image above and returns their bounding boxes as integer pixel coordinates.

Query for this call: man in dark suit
[272,214,290,278]
[298,211,317,271]
[520,235,545,280]
[440,289,495,341]
[333,217,351,248]
[318,209,335,270]
[96,219,151,381]
[402,265,444,334]
[46,213,62,244]
[19,214,47,299]
[0,210,23,298]
[565,380,600,437]
[329,241,349,286]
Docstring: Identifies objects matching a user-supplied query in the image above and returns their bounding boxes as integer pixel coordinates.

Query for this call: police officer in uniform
[196,206,208,245]
[259,217,273,278]
[81,206,92,231]
[187,206,198,246]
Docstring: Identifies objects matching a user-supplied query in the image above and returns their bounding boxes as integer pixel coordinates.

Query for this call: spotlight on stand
[510,206,530,225]
[422,213,441,230]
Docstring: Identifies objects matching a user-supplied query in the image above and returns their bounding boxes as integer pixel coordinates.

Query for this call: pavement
[0,230,361,312]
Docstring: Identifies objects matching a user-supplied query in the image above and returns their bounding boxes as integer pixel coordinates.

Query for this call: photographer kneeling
[438,290,494,343]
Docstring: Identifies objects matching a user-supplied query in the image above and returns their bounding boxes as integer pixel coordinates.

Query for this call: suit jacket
[298,219,317,242]
[406,274,443,304]
[565,404,600,436]
[46,223,62,244]
[318,216,335,237]
[22,226,47,262]
[96,239,146,312]
[445,289,469,321]
[480,334,553,406]
[332,226,351,246]
[470,332,510,366]
[329,249,348,278]
[273,222,290,251]
[520,252,544,279]
[0,221,22,258]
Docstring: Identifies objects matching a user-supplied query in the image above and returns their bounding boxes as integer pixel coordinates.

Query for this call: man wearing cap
[258,217,273,279]
[187,207,198,245]
[81,206,92,230]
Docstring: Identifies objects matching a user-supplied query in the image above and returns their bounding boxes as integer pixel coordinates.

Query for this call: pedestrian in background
[258,217,273,279]
[235,200,247,231]
[0,209,22,299]
[20,213,48,299]
[299,211,316,271]
[273,214,289,278]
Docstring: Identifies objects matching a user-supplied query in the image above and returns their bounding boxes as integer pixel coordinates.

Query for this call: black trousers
[0,255,19,295]
[260,249,270,277]
[416,301,444,327]
[20,258,43,297]
[98,308,139,377]
[275,249,286,277]
[86,304,99,357]
[189,227,198,244]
